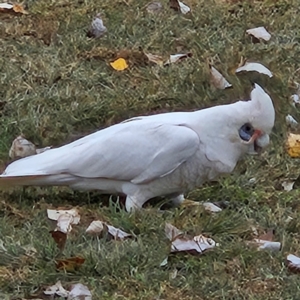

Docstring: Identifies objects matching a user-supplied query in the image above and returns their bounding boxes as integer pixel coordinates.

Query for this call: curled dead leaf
[144,52,164,66]
[287,254,300,273]
[87,13,107,38]
[9,136,51,160]
[246,26,271,41]
[44,280,69,297]
[69,283,92,300]
[169,0,190,14]
[164,52,192,65]
[86,220,131,240]
[210,65,232,90]
[286,114,298,128]
[202,202,222,212]
[0,2,28,14]
[55,256,85,272]
[286,133,300,158]
[146,2,163,14]
[50,230,67,251]
[235,61,273,78]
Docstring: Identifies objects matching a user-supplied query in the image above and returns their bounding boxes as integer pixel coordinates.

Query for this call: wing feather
[2,120,200,184]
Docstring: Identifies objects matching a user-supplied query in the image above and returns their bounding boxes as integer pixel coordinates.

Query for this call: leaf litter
[87,13,107,38]
[246,26,271,41]
[210,65,232,90]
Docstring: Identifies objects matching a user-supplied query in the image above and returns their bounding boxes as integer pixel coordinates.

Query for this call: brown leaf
[169,0,180,11]
[287,254,300,273]
[286,133,300,158]
[50,230,67,251]
[55,256,85,272]
[258,229,274,241]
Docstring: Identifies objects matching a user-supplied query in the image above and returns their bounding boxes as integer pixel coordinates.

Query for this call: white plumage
[0,84,275,211]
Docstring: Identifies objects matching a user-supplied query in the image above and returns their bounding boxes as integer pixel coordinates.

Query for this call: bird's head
[231,83,275,155]
[197,83,275,175]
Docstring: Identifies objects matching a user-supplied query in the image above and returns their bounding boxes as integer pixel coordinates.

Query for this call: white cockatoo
[0,84,275,211]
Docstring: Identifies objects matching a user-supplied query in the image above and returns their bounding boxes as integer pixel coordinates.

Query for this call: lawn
[1,0,300,299]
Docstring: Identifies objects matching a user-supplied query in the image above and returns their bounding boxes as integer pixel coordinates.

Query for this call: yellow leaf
[55,256,85,272]
[13,4,28,14]
[110,58,128,71]
[286,133,300,158]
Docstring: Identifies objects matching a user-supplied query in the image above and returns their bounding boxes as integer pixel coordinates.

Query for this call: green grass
[1,0,300,299]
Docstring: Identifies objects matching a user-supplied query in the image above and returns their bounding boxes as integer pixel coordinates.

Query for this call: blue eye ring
[239,123,254,142]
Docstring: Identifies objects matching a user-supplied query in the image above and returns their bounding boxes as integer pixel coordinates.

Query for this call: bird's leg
[171,194,200,207]
[125,195,149,212]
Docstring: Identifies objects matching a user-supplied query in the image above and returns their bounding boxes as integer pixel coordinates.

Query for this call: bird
[0,84,275,211]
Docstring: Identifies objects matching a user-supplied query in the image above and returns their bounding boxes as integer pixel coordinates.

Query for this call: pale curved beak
[247,131,270,155]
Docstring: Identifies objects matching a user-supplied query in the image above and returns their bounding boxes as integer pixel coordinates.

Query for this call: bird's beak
[247,130,270,155]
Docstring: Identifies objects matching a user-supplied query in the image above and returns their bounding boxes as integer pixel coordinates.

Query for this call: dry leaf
[286,114,298,128]
[247,229,281,251]
[235,61,273,78]
[171,234,217,254]
[165,223,184,241]
[165,223,217,254]
[110,58,128,71]
[282,180,295,191]
[146,2,163,13]
[246,26,271,41]
[164,53,192,65]
[202,202,222,212]
[87,13,107,38]
[144,53,164,66]
[86,220,104,236]
[291,94,300,107]
[9,136,36,159]
[106,224,131,239]
[69,283,92,300]
[44,280,69,297]
[86,220,131,240]
[169,0,190,14]
[50,230,67,251]
[56,256,85,272]
[286,133,300,158]
[47,208,80,223]
[0,2,28,14]
[9,136,51,160]
[48,208,80,234]
[287,254,300,272]
[210,66,232,89]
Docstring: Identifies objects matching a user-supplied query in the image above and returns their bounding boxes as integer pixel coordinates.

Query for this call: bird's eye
[239,123,254,141]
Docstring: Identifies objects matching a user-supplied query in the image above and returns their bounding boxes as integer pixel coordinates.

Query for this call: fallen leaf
[281,180,295,191]
[286,114,298,128]
[235,61,273,78]
[50,230,67,251]
[287,254,300,272]
[86,220,131,240]
[44,280,69,297]
[106,224,132,240]
[87,13,107,38]
[69,283,92,300]
[169,0,190,14]
[144,52,164,66]
[246,26,271,41]
[165,223,184,241]
[110,58,128,71]
[47,208,80,223]
[9,136,51,160]
[247,229,281,251]
[291,94,300,107]
[164,52,192,65]
[56,256,85,272]
[86,220,104,236]
[160,257,168,267]
[286,133,300,158]
[171,234,217,254]
[9,136,36,159]
[165,223,217,254]
[210,65,232,89]
[146,2,163,13]
[0,2,28,14]
[202,202,222,212]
